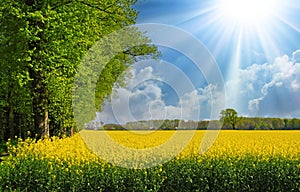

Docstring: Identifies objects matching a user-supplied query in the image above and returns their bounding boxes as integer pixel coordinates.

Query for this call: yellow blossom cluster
[181,130,300,160]
[6,134,100,165]
[6,130,300,168]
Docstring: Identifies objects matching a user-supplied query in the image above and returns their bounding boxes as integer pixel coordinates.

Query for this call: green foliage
[0,0,157,139]
[0,155,299,191]
[284,118,300,130]
[220,108,241,130]
[72,26,158,130]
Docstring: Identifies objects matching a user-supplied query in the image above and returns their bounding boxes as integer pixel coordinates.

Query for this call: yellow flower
[5,130,299,169]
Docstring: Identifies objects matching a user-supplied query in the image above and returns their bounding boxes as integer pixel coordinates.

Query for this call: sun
[217,0,280,27]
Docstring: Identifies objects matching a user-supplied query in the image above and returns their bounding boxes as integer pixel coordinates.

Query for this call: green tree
[271,118,284,130]
[0,0,157,139]
[284,119,289,129]
[289,118,300,129]
[220,108,241,130]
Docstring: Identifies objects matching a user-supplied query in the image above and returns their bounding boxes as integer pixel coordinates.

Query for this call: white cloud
[291,80,300,91]
[97,66,224,124]
[292,50,300,63]
[231,50,300,117]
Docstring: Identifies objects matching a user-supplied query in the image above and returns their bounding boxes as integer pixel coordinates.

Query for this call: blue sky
[97,0,300,124]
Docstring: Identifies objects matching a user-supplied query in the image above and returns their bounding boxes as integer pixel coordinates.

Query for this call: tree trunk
[0,111,4,142]
[7,84,15,138]
[32,97,49,139]
[8,104,14,138]
[31,70,50,139]
[70,126,74,136]
[232,123,236,130]
[26,0,49,139]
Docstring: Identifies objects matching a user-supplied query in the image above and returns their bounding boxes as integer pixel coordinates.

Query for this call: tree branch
[78,1,119,23]
[52,1,120,23]
[123,49,140,57]
[78,1,115,15]
[51,0,73,10]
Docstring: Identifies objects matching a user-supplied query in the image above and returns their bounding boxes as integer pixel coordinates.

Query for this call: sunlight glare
[217,0,280,26]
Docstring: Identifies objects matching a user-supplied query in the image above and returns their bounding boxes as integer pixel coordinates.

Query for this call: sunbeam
[226,30,243,109]
[201,0,288,111]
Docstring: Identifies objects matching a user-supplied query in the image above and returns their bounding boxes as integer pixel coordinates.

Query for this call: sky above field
[97,0,300,124]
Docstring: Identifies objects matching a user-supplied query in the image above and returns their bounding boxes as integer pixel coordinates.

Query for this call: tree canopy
[220,108,241,130]
[0,0,158,140]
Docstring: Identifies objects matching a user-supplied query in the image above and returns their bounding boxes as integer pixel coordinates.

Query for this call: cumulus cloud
[231,50,300,117]
[97,65,223,124]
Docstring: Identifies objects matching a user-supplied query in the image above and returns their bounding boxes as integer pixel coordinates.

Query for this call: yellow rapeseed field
[3,130,299,191]
[7,130,300,168]
[7,134,100,165]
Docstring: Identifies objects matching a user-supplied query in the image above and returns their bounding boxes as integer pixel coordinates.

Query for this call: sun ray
[226,29,243,108]
[256,28,282,62]
[276,15,300,33]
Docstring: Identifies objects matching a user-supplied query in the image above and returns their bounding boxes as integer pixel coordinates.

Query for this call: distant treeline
[87,118,300,130]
